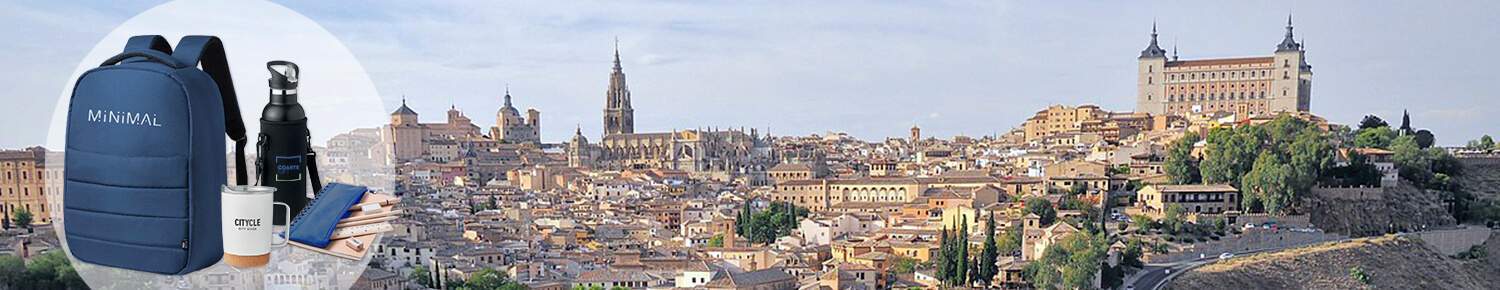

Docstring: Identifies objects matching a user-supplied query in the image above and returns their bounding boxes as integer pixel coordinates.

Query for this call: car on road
[1219,252,1234,260]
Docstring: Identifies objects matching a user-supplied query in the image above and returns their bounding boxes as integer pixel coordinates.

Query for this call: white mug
[221,185,290,268]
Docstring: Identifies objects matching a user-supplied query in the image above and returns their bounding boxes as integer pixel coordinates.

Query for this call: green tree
[1023,231,1107,290]
[977,212,999,286]
[0,255,25,288]
[1130,214,1155,233]
[1165,133,1202,184]
[891,257,919,274]
[1393,135,1433,185]
[1122,238,1145,268]
[957,218,970,285]
[411,265,434,288]
[22,251,80,290]
[11,208,31,229]
[997,224,1022,254]
[1414,129,1435,149]
[1162,204,1185,234]
[1241,152,1295,214]
[1354,126,1397,149]
[1358,115,1388,130]
[936,227,951,285]
[1201,127,1259,187]
[738,202,809,245]
[706,234,724,247]
[1324,150,1383,186]
[1289,129,1335,181]
[1023,197,1057,226]
[465,268,515,290]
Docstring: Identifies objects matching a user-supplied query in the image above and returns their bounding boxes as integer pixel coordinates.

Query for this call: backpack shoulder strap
[124,35,172,54]
[173,35,249,185]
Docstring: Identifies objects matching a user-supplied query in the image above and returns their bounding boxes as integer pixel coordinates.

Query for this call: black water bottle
[258,60,317,226]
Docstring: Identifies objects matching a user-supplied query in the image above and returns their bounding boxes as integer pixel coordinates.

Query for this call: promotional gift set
[61,35,398,275]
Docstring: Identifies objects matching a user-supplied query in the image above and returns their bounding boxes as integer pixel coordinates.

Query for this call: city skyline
[4,1,1499,148]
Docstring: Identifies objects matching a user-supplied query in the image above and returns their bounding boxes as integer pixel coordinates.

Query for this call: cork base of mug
[223,253,270,268]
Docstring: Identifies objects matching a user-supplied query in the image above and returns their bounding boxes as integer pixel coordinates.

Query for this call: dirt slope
[1457,158,1500,201]
[1307,181,1455,237]
[1167,234,1500,290]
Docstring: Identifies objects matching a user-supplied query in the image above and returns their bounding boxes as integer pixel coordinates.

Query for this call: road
[1125,257,1214,290]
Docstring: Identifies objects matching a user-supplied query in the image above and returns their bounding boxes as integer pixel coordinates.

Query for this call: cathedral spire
[613,36,622,71]
[604,38,635,135]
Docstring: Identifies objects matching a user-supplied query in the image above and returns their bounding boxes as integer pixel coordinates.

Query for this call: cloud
[4,1,1500,147]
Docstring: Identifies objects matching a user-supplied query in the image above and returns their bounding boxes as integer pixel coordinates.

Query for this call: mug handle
[272,202,291,247]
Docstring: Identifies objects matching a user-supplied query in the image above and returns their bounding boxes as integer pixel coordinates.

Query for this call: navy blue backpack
[64,35,247,275]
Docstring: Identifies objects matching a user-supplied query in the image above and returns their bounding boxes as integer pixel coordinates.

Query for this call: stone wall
[1311,185,1384,201]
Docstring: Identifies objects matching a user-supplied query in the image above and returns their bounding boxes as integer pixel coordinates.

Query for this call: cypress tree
[958,216,970,285]
[937,226,950,284]
[979,211,999,286]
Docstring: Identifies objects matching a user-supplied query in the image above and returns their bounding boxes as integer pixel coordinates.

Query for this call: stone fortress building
[1136,16,1312,117]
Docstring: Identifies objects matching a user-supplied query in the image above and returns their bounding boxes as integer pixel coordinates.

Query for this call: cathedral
[569,42,774,174]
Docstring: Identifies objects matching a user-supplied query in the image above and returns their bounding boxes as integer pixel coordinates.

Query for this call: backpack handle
[173,36,250,186]
[124,35,173,54]
[100,50,186,68]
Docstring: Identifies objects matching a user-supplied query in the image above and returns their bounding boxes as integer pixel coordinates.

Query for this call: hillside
[1167,234,1500,290]
[1457,158,1500,201]
[1307,181,1455,237]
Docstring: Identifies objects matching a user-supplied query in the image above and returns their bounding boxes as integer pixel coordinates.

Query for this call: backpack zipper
[182,239,189,249]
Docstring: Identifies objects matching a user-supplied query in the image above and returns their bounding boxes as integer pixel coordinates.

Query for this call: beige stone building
[1022,104,1153,144]
[1136,18,1312,117]
[0,147,50,224]
[1137,184,1239,218]
[1020,213,1079,261]
[382,99,484,164]
[771,175,1012,213]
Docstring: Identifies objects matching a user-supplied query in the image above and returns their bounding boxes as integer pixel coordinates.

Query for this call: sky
[2,1,1498,148]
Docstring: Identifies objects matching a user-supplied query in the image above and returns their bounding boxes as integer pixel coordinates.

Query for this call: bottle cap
[268,60,299,90]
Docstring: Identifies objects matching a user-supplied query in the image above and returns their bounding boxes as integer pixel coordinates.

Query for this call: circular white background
[42,0,393,289]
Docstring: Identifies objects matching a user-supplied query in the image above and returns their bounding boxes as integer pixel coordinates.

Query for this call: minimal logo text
[86,109,162,127]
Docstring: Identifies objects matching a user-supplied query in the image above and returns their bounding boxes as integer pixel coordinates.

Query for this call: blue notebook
[288,183,368,248]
